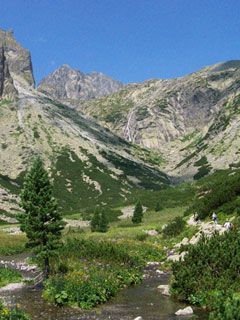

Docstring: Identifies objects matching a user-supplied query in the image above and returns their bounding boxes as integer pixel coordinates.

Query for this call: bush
[171,230,240,312]
[91,208,109,233]
[209,292,240,320]
[186,169,240,219]
[0,301,31,319]
[155,202,162,212]
[162,216,186,238]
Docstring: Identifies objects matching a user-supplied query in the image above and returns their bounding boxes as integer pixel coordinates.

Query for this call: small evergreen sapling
[99,209,109,233]
[18,157,64,278]
[91,208,101,232]
[132,201,143,224]
[90,207,109,233]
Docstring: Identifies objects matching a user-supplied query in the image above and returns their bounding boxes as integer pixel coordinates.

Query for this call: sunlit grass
[0,230,26,255]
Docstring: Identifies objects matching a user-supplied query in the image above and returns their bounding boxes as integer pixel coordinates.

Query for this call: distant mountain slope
[77,61,240,178]
[37,64,124,101]
[0,28,168,217]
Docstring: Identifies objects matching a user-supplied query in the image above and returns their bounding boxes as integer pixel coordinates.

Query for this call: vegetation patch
[154,98,169,112]
[0,267,22,287]
[186,168,240,219]
[135,106,150,121]
[44,238,144,309]
[0,232,26,255]
[171,229,240,318]
[162,216,186,238]
[0,302,30,320]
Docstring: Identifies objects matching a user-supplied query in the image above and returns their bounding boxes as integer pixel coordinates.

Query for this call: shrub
[171,230,240,312]
[162,216,186,238]
[209,292,240,320]
[155,202,162,212]
[135,233,148,241]
[90,208,109,233]
[0,301,31,319]
[186,169,240,219]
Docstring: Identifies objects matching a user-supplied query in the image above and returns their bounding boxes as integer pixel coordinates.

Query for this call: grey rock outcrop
[0,29,34,88]
[0,46,17,98]
[38,64,123,101]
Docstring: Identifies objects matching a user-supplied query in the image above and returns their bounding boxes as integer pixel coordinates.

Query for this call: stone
[156,269,165,275]
[0,282,25,292]
[175,306,193,316]
[157,284,170,296]
[134,317,143,320]
[145,229,158,236]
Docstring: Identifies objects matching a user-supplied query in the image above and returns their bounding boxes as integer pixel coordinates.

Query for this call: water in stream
[0,255,208,320]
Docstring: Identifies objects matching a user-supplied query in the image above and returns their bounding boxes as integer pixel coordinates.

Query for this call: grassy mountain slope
[0,89,169,216]
[76,61,240,178]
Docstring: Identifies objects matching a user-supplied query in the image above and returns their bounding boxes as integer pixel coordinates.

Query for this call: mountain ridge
[37,64,124,101]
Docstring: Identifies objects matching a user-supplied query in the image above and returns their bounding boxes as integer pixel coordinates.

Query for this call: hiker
[212,212,218,224]
[224,221,233,231]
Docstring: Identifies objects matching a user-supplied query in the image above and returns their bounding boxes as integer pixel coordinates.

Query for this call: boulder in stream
[175,306,193,315]
[157,284,170,296]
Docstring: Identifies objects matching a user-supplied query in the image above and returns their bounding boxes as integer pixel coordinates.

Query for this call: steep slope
[37,64,123,101]
[77,61,240,178]
[0,29,168,218]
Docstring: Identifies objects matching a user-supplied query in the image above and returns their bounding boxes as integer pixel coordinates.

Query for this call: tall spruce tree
[18,157,64,277]
[132,201,143,224]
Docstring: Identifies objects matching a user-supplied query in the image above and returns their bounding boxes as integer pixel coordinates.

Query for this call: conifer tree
[91,207,109,232]
[18,157,64,277]
[132,201,143,224]
[99,209,109,233]
[90,208,101,232]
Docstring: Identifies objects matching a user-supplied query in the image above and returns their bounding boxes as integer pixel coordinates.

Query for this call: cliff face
[0,46,17,98]
[0,29,35,87]
[37,64,123,101]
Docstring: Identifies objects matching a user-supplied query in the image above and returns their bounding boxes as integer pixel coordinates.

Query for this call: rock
[0,282,25,292]
[167,251,186,262]
[157,284,170,296]
[156,269,165,275]
[174,237,189,248]
[175,306,193,316]
[134,317,143,320]
[146,261,160,266]
[145,229,158,236]
[0,28,34,88]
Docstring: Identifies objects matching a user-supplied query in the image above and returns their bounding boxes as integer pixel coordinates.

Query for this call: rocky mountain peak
[38,65,123,101]
[0,28,35,91]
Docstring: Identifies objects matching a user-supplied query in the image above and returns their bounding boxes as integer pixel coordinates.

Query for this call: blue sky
[1,0,240,84]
